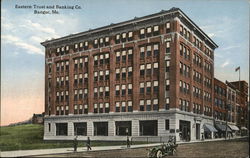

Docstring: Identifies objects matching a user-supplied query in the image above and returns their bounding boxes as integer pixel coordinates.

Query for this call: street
[35,138,249,157]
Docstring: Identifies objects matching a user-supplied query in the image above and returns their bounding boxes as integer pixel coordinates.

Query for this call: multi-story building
[230,81,248,129]
[41,7,219,141]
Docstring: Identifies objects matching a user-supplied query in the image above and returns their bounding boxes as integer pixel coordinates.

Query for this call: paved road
[34,137,249,158]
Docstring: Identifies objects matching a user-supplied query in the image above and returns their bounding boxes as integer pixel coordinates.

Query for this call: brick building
[41,8,221,141]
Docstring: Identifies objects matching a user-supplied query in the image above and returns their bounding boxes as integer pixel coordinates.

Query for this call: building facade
[41,8,223,141]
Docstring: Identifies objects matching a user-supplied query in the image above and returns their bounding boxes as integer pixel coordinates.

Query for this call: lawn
[0,124,145,151]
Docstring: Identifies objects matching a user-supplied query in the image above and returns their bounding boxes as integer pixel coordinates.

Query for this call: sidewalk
[0,136,247,157]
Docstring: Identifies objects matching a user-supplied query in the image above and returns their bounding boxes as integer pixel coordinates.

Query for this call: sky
[1,0,249,126]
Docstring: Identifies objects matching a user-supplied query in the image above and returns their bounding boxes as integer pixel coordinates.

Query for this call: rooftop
[41,7,218,49]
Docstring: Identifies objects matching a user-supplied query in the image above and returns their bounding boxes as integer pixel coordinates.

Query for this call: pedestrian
[73,136,78,152]
[86,136,92,151]
[126,136,130,148]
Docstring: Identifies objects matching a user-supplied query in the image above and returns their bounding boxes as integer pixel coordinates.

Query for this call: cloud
[221,45,241,51]
[26,20,56,34]
[2,35,43,55]
[220,60,230,68]
[56,19,64,24]
[30,36,44,43]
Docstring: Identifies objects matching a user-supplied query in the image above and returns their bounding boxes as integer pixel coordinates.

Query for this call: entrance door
[179,120,191,141]
[196,124,200,140]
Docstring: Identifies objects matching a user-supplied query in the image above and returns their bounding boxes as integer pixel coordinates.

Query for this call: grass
[0,124,147,151]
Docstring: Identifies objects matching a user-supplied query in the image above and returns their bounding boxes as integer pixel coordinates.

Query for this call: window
[60,106,64,115]
[94,55,98,66]
[100,54,104,65]
[166,22,170,33]
[84,41,88,50]
[94,71,98,82]
[105,70,109,80]
[105,37,109,46]
[140,100,144,111]
[147,27,152,36]
[99,87,103,97]
[105,53,110,64]
[48,123,51,132]
[79,74,82,84]
[146,100,151,111]
[94,104,98,113]
[99,103,103,113]
[79,58,83,68]
[79,89,83,99]
[116,51,120,63]
[165,97,170,110]
[116,68,120,80]
[146,45,151,57]
[153,99,159,111]
[65,91,69,101]
[166,60,170,72]
[121,102,126,112]
[153,63,159,76]
[116,102,120,112]
[128,67,132,78]
[99,38,104,47]
[116,34,120,44]
[79,104,83,114]
[121,85,126,96]
[122,67,126,80]
[128,49,133,61]
[153,44,159,57]
[105,87,109,97]
[153,81,159,93]
[153,25,159,36]
[56,123,68,136]
[140,65,145,77]
[128,32,133,41]
[86,73,91,83]
[166,42,170,53]
[65,61,69,71]
[128,101,133,112]
[94,88,98,98]
[140,46,145,59]
[74,104,78,114]
[128,84,132,95]
[165,120,169,130]
[105,103,110,113]
[56,63,60,72]
[140,82,145,94]
[74,90,78,101]
[140,28,145,38]
[146,82,151,94]
[166,79,170,91]
[121,33,126,42]
[146,64,152,76]
[61,62,64,71]
[99,70,104,81]
[122,50,126,63]
[115,85,120,96]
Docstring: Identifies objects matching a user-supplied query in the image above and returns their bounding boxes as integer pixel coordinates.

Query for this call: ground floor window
[139,120,158,136]
[74,122,87,136]
[115,121,131,136]
[94,122,108,136]
[179,120,190,141]
[56,123,68,136]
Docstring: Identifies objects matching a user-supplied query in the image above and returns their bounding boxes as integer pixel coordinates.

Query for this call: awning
[241,127,248,130]
[228,124,239,131]
[203,123,218,132]
[215,123,232,132]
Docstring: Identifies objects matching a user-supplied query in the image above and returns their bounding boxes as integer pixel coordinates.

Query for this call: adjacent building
[41,8,247,141]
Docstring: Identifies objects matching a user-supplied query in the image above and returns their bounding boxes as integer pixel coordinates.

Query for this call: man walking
[73,136,78,152]
[86,137,92,151]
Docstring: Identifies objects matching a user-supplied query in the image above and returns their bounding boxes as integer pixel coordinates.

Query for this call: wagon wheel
[156,150,163,158]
